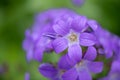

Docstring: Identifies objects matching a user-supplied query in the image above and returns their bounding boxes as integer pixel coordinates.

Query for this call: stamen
[76,60,83,67]
[68,32,78,42]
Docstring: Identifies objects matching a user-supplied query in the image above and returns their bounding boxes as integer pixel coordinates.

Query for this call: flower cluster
[23,9,120,80]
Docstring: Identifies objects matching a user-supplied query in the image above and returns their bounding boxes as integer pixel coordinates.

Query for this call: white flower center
[75,60,86,72]
[75,60,84,68]
[66,30,80,46]
[68,32,77,42]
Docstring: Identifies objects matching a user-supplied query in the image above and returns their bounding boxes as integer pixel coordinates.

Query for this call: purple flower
[38,47,97,80]
[111,35,120,60]
[23,9,76,62]
[25,72,30,80]
[58,46,103,80]
[62,61,103,80]
[72,0,85,6]
[23,8,120,80]
[100,60,120,80]
[0,63,8,75]
[33,25,55,62]
[39,63,64,80]
[95,27,114,58]
[23,25,54,62]
[52,15,97,62]
[23,29,35,62]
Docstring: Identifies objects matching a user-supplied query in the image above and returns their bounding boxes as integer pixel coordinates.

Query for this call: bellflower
[52,15,97,62]
[23,29,35,62]
[95,27,114,58]
[72,0,85,6]
[23,7,120,80]
[100,60,120,80]
[39,63,65,80]
[23,25,54,62]
[58,47,103,80]
[38,46,98,80]
[25,72,30,80]
[23,9,75,62]
[112,35,120,60]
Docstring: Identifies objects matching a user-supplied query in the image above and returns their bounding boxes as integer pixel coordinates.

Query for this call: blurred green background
[0,0,120,80]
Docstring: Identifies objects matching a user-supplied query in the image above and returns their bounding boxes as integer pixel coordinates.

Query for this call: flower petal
[78,69,92,80]
[84,46,97,61]
[52,38,68,53]
[88,61,103,74]
[80,33,96,46]
[23,30,33,51]
[68,44,82,63]
[58,54,75,70]
[33,47,44,62]
[87,20,98,31]
[53,22,69,36]
[26,47,34,62]
[71,16,87,32]
[39,63,58,79]
[111,60,120,73]
[23,30,34,62]
[105,48,113,58]
[62,68,78,80]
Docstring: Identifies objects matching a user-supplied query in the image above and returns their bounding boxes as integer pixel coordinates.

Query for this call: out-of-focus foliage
[0,0,120,80]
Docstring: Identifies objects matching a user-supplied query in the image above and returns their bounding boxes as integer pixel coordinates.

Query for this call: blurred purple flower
[25,72,30,80]
[112,35,120,60]
[23,25,54,62]
[39,63,64,80]
[52,15,97,62]
[100,60,120,80]
[72,0,85,6]
[0,63,8,74]
[95,27,114,58]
